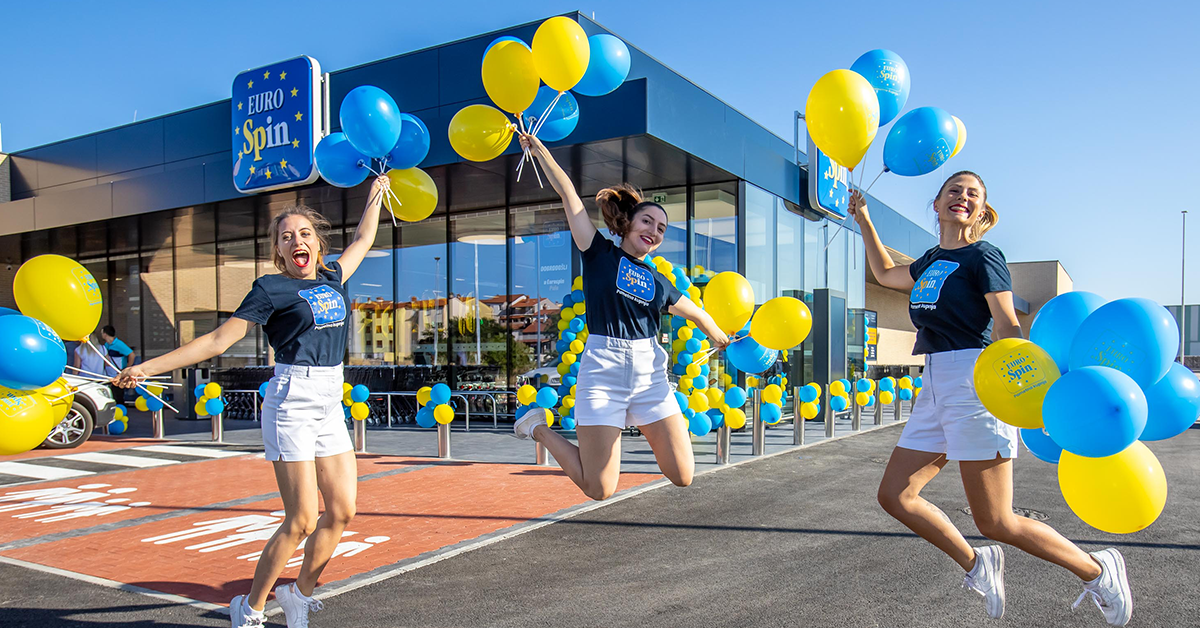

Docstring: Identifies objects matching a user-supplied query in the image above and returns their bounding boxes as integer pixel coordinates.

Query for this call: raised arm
[669,297,730,349]
[519,133,597,250]
[337,175,391,281]
[111,317,254,386]
[849,190,915,292]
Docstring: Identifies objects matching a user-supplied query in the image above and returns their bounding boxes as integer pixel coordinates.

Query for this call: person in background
[101,326,135,403]
[74,333,108,378]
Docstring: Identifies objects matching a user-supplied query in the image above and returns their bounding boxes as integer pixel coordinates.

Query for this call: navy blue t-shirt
[908,241,1012,354]
[581,232,684,340]
[233,261,350,366]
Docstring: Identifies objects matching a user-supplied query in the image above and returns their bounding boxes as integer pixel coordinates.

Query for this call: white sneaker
[1073,548,1132,626]
[276,583,324,628]
[962,545,1005,619]
[229,595,264,628]
[512,409,545,440]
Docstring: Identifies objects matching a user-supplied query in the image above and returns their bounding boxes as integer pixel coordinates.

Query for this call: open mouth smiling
[292,249,311,268]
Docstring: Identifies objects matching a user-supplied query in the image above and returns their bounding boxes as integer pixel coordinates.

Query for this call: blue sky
[2,1,1196,305]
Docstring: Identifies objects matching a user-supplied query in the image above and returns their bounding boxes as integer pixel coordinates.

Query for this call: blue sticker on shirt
[616,257,656,305]
[910,260,960,305]
[298,285,347,329]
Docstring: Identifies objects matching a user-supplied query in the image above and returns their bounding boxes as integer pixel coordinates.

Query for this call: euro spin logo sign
[807,134,849,219]
[232,56,323,193]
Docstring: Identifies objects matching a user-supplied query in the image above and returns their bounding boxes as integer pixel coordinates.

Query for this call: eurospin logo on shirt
[911,260,960,309]
[616,257,655,306]
[298,285,347,329]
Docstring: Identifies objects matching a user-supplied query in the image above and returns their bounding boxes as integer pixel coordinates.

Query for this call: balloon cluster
[974,292,1195,534]
[341,383,372,421]
[450,17,632,163]
[806,49,966,179]
[854,378,877,407]
[135,384,167,413]
[759,378,789,426]
[798,383,822,420]
[108,402,129,435]
[313,87,437,223]
[193,382,225,417]
[516,384,562,430]
[828,380,852,412]
[553,276,588,406]
[414,383,455,428]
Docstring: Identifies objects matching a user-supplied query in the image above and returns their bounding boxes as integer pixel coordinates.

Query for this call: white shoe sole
[991,546,1006,620]
[1105,549,1132,625]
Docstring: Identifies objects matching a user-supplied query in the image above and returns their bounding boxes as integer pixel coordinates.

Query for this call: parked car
[41,375,116,449]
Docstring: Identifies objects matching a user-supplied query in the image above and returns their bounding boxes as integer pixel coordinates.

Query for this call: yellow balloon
[706,388,724,407]
[703,272,756,333]
[678,327,693,341]
[39,378,75,424]
[448,104,513,162]
[569,340,585,354]
[571,276,583,290]
[688,391,710,413]
[746,376,758,388]
[973,338,1060,429]
[384,168,439,222]
[343,396,353,407]
[531,16,590,92]
[14,255,104,341]
[573,302,585,315]
[434,403,455,424]
[750,297,813,350]
[678,379,693,395]
[880,390,895,405]
[807,383,821,398]
[557,362,571,376]
[542,408,556,427]
[800,402,819,420]
[203,382,222,398]
[1059,442,1167,534]
[562,396,575,409]
[144,384,165,397]
[856,392,870,406]
[762,384,782,405]
[482,39,539,114]
[687,285,701,301]
[950,115,967,158]
[804,69,880,170]
[343,382,353,393]
[672,338,687,353]
[417,386,433,407]
[685,363,701,378]
[829,381,846,396]
[563,352,577,366]
[724,408,747,430]
[134,396,149,412]
[351,402,370,421]
[0,387,54,455]
[898,376,913,390]
[515,385,536,406]
[557,319,569,331]
[562,308,576,321]
[194,400,210,417]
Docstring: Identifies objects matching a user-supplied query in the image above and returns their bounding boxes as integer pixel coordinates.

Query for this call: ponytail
[595,184,643,237]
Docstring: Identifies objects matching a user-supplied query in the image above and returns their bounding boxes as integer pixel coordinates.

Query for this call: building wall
[1,153,9,203]
[1008,260,1072,332]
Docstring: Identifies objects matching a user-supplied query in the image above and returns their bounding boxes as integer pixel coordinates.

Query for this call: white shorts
[896,348,1019,461]
[574,335,680,429]
[261,364,354,462]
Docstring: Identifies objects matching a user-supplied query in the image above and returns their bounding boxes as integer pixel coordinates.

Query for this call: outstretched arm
[849,190,915,292]
[111,317,254,386]
[338,175,391,281]
[519,132,597,250]
[669,297,730,349]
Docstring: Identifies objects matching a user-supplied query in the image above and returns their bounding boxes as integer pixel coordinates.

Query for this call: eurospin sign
[806,134,850,219]
[232,56,326,193]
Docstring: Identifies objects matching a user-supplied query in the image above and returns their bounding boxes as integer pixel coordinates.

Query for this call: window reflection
[511,204,573,371]
[450,211,509,388]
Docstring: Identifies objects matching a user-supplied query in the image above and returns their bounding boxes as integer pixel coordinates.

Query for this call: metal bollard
[715,424,731,464]
[874,394,883,425]
[824,393,835,438]
[354,418,366,453]
[894,394,904,423]
[792,386,805,446]
[152,409,165,440]
[751,389,765,456]
[437,422,451,459]
[535,441,550,466]
[851,400,861,431]
[211,412,224,443]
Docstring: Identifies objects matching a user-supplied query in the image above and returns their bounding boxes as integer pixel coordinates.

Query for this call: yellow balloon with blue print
[972,338,1060,429]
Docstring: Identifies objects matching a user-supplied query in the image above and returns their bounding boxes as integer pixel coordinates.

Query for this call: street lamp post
[433,256,441,367]
[1182,210,1188,363]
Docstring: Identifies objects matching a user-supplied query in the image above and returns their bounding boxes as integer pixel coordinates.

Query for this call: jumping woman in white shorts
[851,172,1132,625]
[114,175,391,628]
[513,132,730,501]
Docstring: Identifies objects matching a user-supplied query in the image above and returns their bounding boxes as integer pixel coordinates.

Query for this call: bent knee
[282,514,318,538]
[670,475,693,488]
[327,503,356,526]
[975,517,1019,543]
[583,483,617,501]
[877,487,904,514]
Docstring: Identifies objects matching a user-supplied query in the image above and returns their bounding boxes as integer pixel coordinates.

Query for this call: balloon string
[514,116,544,188]
[515,116,528,182]
[863,167,886,195]
[531,91,564,137]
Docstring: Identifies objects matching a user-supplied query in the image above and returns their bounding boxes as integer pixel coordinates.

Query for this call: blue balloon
[1042,366,1147,458]
[483,36,529,62]
[571,290,584,304]
[0,315,66,390]
[700,365,710,377]
[692,376,708,390]
[258,381,269,398]
[899,388,913,401]
[913,377,923,388]
[557,384,571,398]
[108,419,127,435]
[689,411,713,436]
[866,395,875,406]
[0,307,19,317]
[855,379,872,393]
[568,318,584,333]
[205,397,225,415]
[672,364,686,376]
[883,107,958,176]
[384,114,430,170]
[839,379,852,392]
[430,383,451,406]
[878,378,895,392]
[707,408,725,428]
[760,403,782,424]
[561,331,577,342]
[561,416,577,430]
[1020,427,1063,464]
[725,336,779,375]
[691,329,707,341]
[1068,298,1179,389]
[685,338,702,353]
[569,362,580,376]
[724,386,747,408]
[799,386,817,403]
[684,408,696,420]
[849,49,910,126]
[146,396,165,412]
[561,293,574,308]
[523,86,579,143]
[674,391,689,412]
[768,375,783,386]
[555,340,569,353]
[351,384,370,403]
[536,387,560,409]
[344,405,353,418]
[563,375,577,387]
[194,384,206,398]
[314,133,370,188]
[831,396,849,412]
[1141,362,1200,441]
[114,404,128,416]
[671,316,687,330]
[340,85,403,158]
[1030,291,1107,373]
[415,406,436,428]
[573,34,631,97]
[678,352,694,365]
